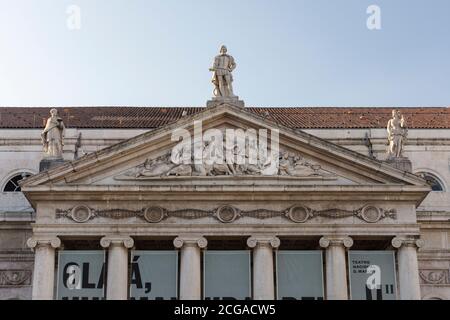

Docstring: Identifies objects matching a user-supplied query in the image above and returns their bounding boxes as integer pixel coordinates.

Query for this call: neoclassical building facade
[0,104,449,300]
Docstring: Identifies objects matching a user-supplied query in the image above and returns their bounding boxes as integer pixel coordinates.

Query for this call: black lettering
[82,263,95,289]
[130,256,143,289]
[97,263,105,289]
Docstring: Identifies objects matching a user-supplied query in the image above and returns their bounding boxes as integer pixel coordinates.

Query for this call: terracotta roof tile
[0,106,449,129]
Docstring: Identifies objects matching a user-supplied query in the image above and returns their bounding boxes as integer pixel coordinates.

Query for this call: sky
[0,0,449,107]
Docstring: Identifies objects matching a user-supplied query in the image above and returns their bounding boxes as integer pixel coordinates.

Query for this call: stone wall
[1,127,449,299]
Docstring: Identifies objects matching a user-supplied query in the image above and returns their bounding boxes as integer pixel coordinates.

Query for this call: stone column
[100,235,134,300]
[27,236,61,300]
[319,236,353,300]
[173,235,207,300]
[247,235,280,300]
[391,236,424,300]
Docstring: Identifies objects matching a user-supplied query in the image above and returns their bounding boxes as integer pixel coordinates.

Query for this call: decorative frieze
[419,269,450,285]
[56,204,396,224]
[0,270,32,287]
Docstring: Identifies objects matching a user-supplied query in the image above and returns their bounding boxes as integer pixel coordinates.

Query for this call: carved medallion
[71,205,92,223]
[216,205,239,223]
[143,206,166,223]
[360,205,382,223]
[287,205,311,223]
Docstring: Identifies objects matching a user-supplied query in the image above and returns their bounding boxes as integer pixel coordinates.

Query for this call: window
[3,172,32,192]
[417,172,444,192]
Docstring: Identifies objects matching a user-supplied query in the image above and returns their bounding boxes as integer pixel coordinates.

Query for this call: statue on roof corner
[209,45,237,98]
[41,108,65,159]
[386,109,407,160]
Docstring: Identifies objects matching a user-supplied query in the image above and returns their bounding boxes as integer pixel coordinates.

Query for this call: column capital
[27,236,61,250]
[173,235,207,249]
[100,235,134,249]
[247,235,280,249]
[319,236,353,249]
[391,236,424,249]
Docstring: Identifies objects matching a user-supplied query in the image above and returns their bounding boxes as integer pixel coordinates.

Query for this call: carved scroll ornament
[56,204,396,224]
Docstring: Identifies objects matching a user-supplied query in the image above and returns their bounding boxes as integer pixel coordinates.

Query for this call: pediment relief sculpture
[117,151,335,179]
[117,148,333,179]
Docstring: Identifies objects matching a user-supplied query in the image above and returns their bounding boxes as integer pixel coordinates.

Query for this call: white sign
[348,251,397,300]
[57,251,105,300]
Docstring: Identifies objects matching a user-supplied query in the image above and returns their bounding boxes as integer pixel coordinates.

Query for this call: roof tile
[0,106,449,129]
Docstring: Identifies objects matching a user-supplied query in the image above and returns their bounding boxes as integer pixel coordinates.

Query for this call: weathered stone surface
[1,102,449,300]
[39,158,66,172]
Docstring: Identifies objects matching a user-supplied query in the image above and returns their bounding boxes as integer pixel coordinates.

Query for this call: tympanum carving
[117,148,333,179]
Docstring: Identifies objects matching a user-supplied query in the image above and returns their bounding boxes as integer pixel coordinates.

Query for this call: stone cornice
[22,184,430,204]
[29,223,421,237]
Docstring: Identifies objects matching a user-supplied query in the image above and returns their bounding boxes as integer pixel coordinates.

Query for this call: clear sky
[0,0,449,107]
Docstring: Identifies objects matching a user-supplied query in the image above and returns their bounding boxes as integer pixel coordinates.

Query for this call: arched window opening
[3,172,32,192]
[417,172,444,192]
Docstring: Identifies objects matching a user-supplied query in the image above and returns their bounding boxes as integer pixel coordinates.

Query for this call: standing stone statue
[210,45,236,97]
[41,108,65,159]
[207,45,244,108]
[386,109,407,160]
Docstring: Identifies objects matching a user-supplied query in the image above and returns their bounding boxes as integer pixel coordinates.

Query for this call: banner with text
[203,251,251,300]
[348,251,397,300]
[276,251,324,300]
[129,250,178,300]
[57,250,105,300]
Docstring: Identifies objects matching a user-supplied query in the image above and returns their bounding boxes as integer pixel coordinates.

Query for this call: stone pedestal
[392,237,424,300]
[39,158,66,172]
[385,157,412,172]
[207,96,244,108]
[174,235,208,300]
[100,235,134,300]
[27,236,61,300]
[247,235,280,300]
[320,236,353,300]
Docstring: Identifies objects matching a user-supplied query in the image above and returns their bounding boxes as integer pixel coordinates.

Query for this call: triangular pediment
[21,104,429,192]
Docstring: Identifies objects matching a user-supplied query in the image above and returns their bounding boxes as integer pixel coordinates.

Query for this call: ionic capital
[173,235,208,249]
[27,236,61,250]
[247,235,280,249]
[100,235,134,249]
[391,236,424,249]
[319,236,353,249]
